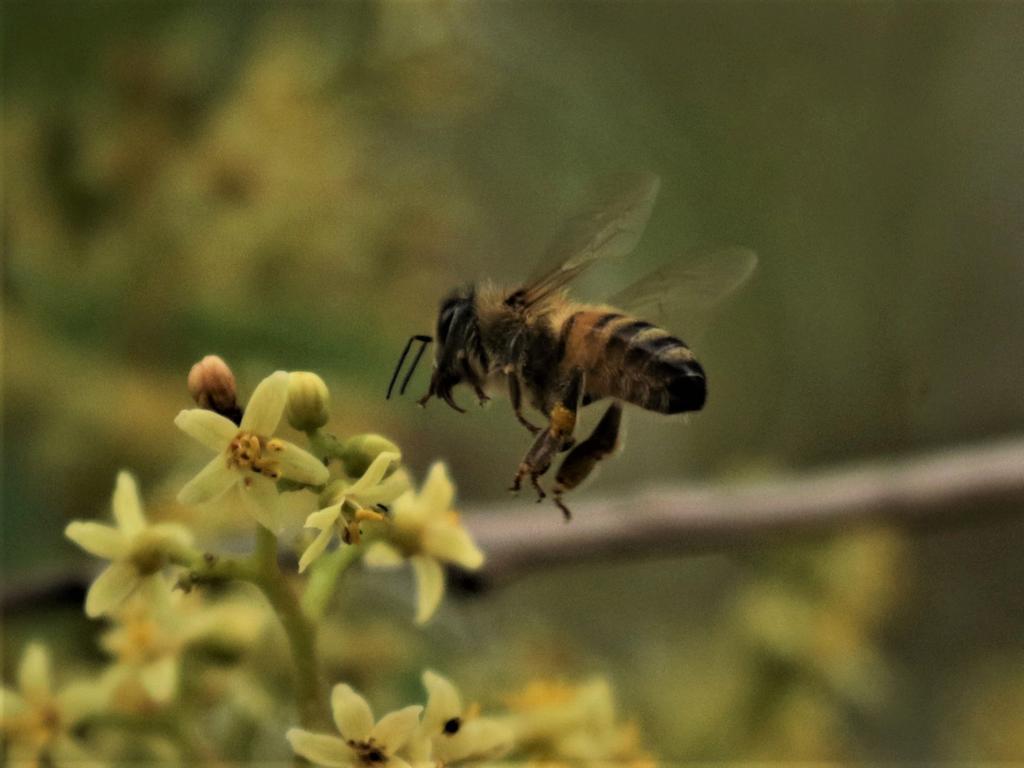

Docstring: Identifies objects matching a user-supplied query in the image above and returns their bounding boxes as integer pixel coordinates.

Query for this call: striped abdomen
[559,309,706,414]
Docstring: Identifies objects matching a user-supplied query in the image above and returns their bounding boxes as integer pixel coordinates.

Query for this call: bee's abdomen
[568,311,706,415]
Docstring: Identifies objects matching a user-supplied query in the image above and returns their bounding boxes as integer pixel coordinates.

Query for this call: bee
[387,172,756,519]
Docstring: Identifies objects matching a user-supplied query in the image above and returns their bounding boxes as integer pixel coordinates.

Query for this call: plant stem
[250,526,327,730]
[180,529,328,730]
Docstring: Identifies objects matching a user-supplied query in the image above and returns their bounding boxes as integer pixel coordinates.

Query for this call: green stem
[250,526,327,730]
[301,544,363,621]
[178,529,328,730]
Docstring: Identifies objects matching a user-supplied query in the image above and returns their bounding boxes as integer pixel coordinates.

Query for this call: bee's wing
[517,172,661,309]
[607,246,757,340]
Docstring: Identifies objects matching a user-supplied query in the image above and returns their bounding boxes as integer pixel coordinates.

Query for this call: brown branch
[4,439,1023,611]
[460,437,1024,587]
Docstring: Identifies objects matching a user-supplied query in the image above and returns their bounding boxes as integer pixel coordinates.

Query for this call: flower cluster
[3,357,659,766]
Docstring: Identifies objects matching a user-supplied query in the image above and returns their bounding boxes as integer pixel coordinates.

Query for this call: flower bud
[188,355,241,423]
[340,434,401,478]
[286,372,331,431]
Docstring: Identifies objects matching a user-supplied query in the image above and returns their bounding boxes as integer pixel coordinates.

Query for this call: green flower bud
[286,372,331,431]
[340,434,401,478]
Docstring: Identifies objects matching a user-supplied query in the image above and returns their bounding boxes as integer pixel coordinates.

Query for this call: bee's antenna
[399,337,431,396]
[386,334,432,400]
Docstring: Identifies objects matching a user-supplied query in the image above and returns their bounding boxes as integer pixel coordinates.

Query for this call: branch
[459,437,1024,587]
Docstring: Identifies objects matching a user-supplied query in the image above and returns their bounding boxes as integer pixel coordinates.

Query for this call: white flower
[286,683,422,768]
[298,451,405,572]
[65,472,193,618]
[174,371,329,531]
[407,670,513,764]
[0,643,108,768]
[364,463,484,624]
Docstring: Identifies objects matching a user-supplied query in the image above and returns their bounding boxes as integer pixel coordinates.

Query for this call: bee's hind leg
[509,369,584,505]
[552,401,623,520]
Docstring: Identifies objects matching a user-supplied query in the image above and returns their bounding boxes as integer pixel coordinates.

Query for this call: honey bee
[387,173,756,519]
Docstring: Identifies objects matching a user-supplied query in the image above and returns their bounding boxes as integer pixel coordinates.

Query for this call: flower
[286,683,422,768]
[0,643,107,768]
[364,463,484,624]
[502,678,655,767]
[407,670,513,764]
[101,577,267,707]
[175,371,330,531]
[298,451,405,573]
[65,471,194,618]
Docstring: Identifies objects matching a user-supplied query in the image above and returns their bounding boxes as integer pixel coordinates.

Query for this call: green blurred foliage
[3,0,1024,762]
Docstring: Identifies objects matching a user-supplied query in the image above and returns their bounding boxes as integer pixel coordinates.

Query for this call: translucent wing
[607,246,757,340]
[515,172,661,309]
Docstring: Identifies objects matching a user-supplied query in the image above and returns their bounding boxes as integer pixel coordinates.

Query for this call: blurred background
[4,0,1024,762]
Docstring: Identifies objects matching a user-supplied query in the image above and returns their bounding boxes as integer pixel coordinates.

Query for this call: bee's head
[418,286,488,413]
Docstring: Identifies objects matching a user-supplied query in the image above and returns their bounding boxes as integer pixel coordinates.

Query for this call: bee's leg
[509,369,583,502]
[508,375,541,434]
[552,401,623,520]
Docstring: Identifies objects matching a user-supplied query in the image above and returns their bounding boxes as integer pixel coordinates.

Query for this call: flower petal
[331,684,374,742]
[85,562,140,618]
[270,440,329,486]
[305,503,342,531]
[363,542,404,569]
[240,371,289,435]
[422,670,462,732]
[146,522,195,551]
[420,463,454,517]
[348,452,401,496]
[286,729,353,768]
[57,679,110,724]
[178,456,236,505]
[236,476,283,532]
[173,408,237,452]
[422,524,484,570]
[18,643,51,703]
[140,656,178,702]
[386,758,411,768]
[298,527,335,573]
[65,522,128,560]
[441,718,514,763]
[112,471,146,536]
[371,705,423,754]
[411,555,445,625]
[0,686,26,717]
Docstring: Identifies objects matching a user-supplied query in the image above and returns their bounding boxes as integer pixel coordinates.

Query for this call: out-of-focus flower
[0,643,108,768]
[102,578,267,708]
[286,371,331,431]
[407,670,512,764]
[502,678,655,767]
[298,451,404,572]
[175,371,329,531]
[364,463,483,624]
[187,354,241,423]
[286,683,422,768]
[339,434,402,478]
[65,471,193,618]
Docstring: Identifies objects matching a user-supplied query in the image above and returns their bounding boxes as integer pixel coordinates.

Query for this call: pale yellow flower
[101,577,266,707]
[65,471,193,618]
[298,451,405,573]
[175,370,329,531]
[502,679,655,766]
[407,670,513,764]
[0,643,108,768]
[364,463,483,624]
[286,683,422,768]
